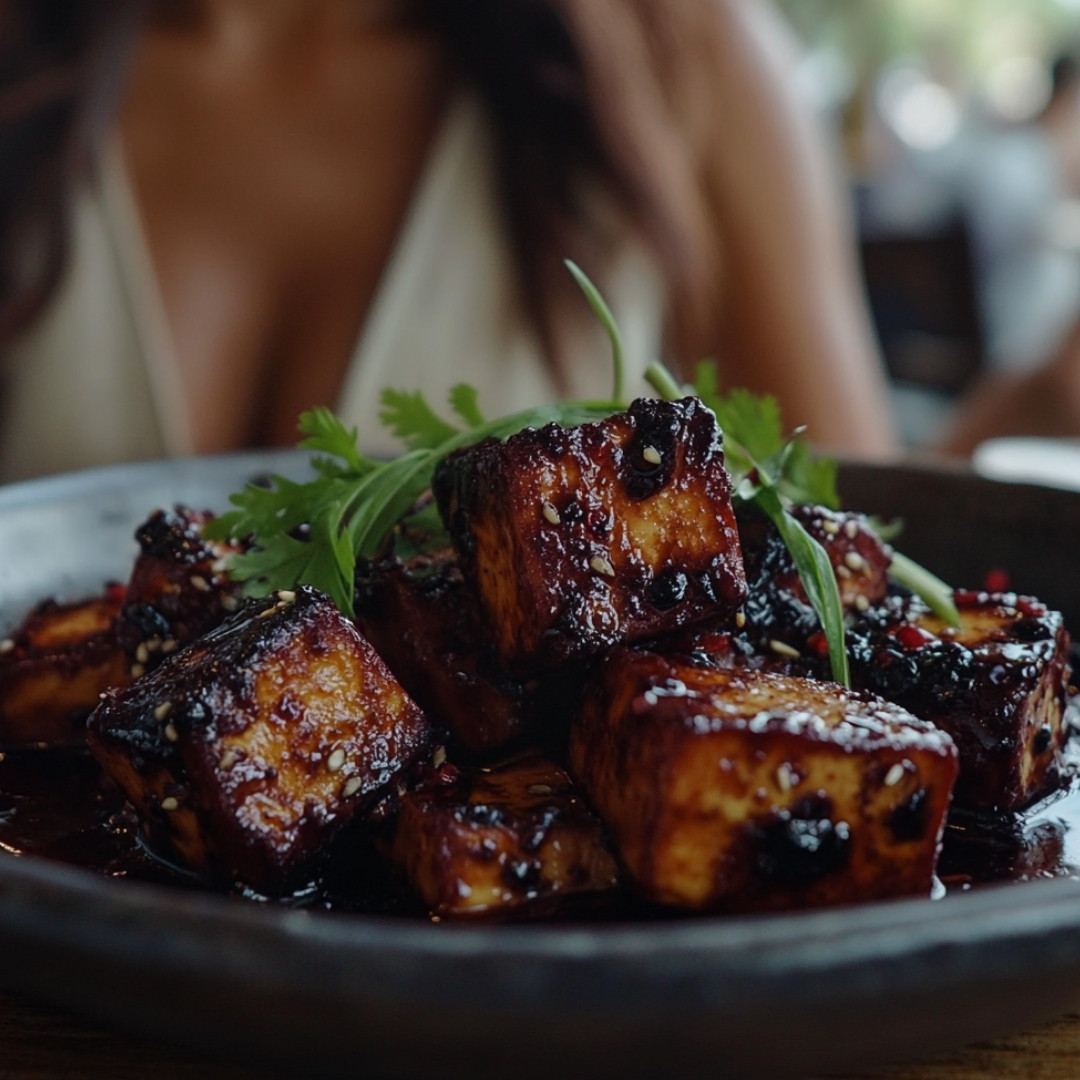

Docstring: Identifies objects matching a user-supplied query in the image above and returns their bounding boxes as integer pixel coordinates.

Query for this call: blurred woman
[0,0,896,480]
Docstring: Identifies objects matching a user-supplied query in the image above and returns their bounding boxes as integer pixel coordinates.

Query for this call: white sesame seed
[884,763,906,787]
[190,575,211,592]
[854,595,870,613]
[590,555,615,577]
[0,639,15,654]
[163,723,179,743]
[821,519,840,536]
[541,501,561,526]
[160,796,179,812]
[153,701,172,722]
[844,551,866,572]
[160,638,178,654]
[845,520,859,539]
[769,639,801,659]
[327,748,347,773]
[343,776,363,798]
[528,783,554,796]
[211,557,231,574]
[220,595,240,613]
[776,763,795,793]
[642,445,663,466]
[432,746,447,768]
[219,749,239,771]
[131,663,145,678]
[145,637,162,653]
[276,590,296,604]
[257,605,277,618]
[135,643,150,665]
[735,612,746,629]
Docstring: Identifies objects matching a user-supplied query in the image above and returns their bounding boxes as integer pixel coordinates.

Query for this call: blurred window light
[878,65,962,151]
[984,56,1051,122]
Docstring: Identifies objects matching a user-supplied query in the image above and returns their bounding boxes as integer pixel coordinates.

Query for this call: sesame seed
[844,551,866,572]
[219,749,239,771]
[776,763,795,793]
[642,445,662,465]
[131,663,145,678]
[541,501,561,525]
[163,723,179,743]
[135,643,150,665]
[343,777,363,798]
[277,590,296,604]
[590,555,615,577]
[145,637,162,653]
[190,575,211,592]
[735,612,746,629]
[327,748,347,773]
[884,763,906,787]
[0,639,15,654]
[821,519,840,536]
[220,595,240,613]
[854,595,870,613]
[528,783,554,796]
[160,638,178,654]
[153,701,172,722]
[769,639,801,659]
[432,746,447,768]
[845,520,859,539]
[837,565,852,580]
[211,557,231,574]
[257,605,277,618]
[160,797,179,812]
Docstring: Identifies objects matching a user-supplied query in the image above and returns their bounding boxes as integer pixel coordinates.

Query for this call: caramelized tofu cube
[570,649,958,912]
[391,755,618,917]
[849,592,1071,812]
[737,505,893,664]
[116,507,246,672]
[357,551,583,754]
[88,586,432,890]
[433,398,746,671]
[0,586,130,747]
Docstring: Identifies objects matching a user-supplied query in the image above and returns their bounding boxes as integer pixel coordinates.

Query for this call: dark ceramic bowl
[1,454,1079,1080]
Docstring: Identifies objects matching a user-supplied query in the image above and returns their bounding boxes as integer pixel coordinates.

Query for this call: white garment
[0,94,666,482]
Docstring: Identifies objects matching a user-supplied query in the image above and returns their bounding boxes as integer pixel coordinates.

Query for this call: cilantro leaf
[379,389,460,451]
[449,384,485,427]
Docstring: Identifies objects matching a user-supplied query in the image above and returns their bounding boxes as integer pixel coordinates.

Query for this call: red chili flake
[895,623,934,651]
[806,631,830,658]
[984,568,1011,594]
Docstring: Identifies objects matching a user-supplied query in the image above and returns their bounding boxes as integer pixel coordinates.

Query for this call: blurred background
[778,0,1080,444]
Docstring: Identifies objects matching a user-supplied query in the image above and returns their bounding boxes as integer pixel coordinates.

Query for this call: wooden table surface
[4,989,1080,1079]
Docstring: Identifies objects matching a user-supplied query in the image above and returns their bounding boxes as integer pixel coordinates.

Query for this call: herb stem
[644,361,685,402]
[565,260,626,406]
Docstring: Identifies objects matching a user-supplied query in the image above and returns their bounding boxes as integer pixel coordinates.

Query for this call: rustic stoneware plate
[1,453,1080,1080]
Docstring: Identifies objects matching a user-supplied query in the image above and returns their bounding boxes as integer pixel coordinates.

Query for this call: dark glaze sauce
[3,705,1079,919]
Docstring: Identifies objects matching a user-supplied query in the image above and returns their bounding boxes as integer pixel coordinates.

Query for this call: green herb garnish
[206,263,955,675]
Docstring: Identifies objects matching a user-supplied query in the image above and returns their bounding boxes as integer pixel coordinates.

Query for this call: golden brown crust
[571,648,958,912]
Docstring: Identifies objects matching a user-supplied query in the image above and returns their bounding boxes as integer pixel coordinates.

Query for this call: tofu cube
[433,397,746,671]
[356,550,581,754]
[737,505,893,664]
[88,586,432,890]
[116,507,246,672]
[391,755,619,917]
[570,648,958,912]
[849,591,1071,812]
[0,586,130,747]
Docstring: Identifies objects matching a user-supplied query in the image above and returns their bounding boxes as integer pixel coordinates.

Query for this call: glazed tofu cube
[356,550,582,754]
[391,755,619,917]
[737,505,893,665]
[115,507,246,672]
[570,648,958,912]
[0,586,130,747]
[433,398,746,671]
[849,591,1071,812]
[87,586,432,890]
